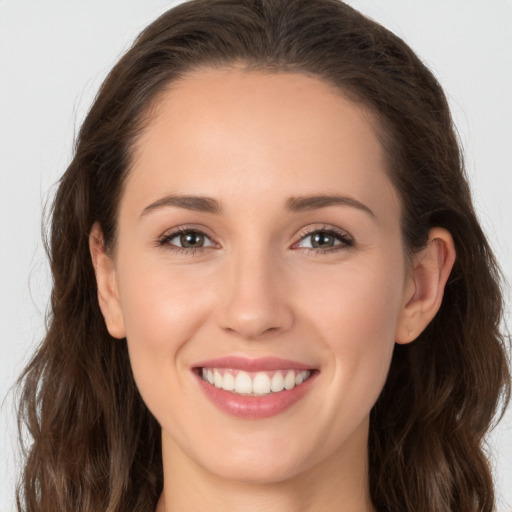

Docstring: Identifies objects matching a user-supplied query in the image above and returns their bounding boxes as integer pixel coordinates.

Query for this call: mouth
[195,367,314,396]
[192,357,318,419]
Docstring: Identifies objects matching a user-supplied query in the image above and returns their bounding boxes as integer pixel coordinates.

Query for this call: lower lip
[195,371,317,419]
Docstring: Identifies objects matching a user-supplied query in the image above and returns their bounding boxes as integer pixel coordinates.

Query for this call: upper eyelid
[294,224,352,241]
[160,224,216,239]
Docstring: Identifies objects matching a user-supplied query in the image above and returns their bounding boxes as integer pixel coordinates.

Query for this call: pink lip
[192,356,318,419]
[193,356,314,372]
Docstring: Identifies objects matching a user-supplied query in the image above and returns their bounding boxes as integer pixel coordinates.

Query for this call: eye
[158,228,216,251]
[294,228,353,252]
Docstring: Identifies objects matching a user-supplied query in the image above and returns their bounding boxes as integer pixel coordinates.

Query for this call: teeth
[270,371,285,392]
[234,371,252,394]
[223,372,235,391]
[252,373,271,395]
[284,370,296,390]
[201,368,312,396]
[213,370,223,388]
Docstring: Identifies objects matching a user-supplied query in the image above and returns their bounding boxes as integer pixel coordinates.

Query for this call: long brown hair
[16,1,510,511]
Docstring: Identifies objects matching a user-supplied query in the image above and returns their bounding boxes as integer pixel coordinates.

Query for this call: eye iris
[180,232,204,248]
[311,231,335,248]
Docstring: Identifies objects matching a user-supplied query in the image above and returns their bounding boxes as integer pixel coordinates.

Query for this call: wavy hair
[16,1,510,511]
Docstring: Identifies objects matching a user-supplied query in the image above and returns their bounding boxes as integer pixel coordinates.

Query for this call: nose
[215,248,294,340]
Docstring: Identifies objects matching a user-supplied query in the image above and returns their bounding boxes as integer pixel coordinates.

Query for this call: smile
[200,368,313,396]
[193,357,318,419]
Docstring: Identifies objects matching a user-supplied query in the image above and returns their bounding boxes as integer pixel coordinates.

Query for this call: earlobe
[89,223,126,339]
[395,227,456,344]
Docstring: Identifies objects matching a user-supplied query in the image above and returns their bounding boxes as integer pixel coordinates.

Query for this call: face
[99,68,415,484]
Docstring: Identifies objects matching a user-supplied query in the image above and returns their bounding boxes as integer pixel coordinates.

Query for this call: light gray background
[1,1,511,511]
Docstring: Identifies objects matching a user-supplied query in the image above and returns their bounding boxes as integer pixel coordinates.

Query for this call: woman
[16,0,510,511]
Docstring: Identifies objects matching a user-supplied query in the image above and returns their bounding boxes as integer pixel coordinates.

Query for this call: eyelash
[157,225,354,255]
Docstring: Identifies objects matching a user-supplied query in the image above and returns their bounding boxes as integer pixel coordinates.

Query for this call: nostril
[217,302,294,340]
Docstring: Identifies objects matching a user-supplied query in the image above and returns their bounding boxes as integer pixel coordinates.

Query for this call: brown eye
[310,231,337,248]
[180,231,205,248]
[296,229,353,251]
[159,229,215,250]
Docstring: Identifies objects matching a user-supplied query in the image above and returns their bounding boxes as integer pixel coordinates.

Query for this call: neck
[157,422,375,512]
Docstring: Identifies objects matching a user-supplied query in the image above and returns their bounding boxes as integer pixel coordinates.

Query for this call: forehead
[125,68,398,219]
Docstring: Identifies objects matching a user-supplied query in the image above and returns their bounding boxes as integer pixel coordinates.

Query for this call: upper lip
[193,356,316,372]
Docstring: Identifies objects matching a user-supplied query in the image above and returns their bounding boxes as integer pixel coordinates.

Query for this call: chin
[206,455,307,485]
[187,431,319,485]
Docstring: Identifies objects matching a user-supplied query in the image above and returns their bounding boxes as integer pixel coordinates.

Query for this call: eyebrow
[286,194,375,217]
[140,193,375,218]
[141,194,223,216]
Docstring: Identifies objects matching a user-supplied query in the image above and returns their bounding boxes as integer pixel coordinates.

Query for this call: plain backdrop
[1,1,511,511]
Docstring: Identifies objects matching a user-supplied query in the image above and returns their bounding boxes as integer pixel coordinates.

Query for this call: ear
[395,227,456,344]
[89,223,126,339]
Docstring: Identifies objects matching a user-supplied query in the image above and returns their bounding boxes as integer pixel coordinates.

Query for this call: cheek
[298,253,405,407]
[114,254,215,407]
[117,253,213,345]
[303,257,404,347]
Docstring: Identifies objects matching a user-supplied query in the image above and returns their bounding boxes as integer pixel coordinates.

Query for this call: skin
[90,68,455,512]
